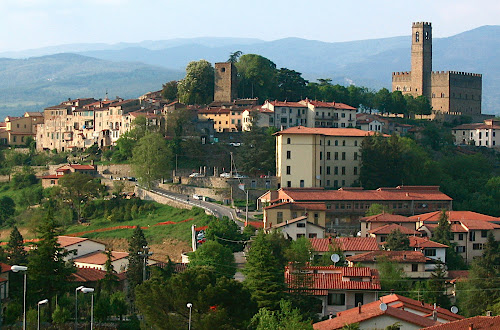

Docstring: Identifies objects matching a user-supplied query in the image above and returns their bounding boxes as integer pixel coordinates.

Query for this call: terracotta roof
[198,107,231,114]
[24,112,43,117]
[310,237,380,252]
[410,211,499,223]
[313,298,439,329]
[278,186,452,202]
[361,213,416,223]
[368,223,420,235]
[56,164,96,171]
[71,267,106,282]
[73,251,128,266]
[422,315,500,330]
[276,126,378,137]
[268,100,307,108]
[453,123,500,130]
[447,270,469,283]
[409,237,448,249]
[264,201,327,211]
[459,219,500,230]
[0,263,11,273]
[422,223,469,233]
[58,236,89,248]
[301,99,357,110]
[347,251,428,263]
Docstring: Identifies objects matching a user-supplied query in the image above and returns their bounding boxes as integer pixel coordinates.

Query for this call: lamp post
[74,286,84,330]
[12,265,28,330]
[37,299,48,330]
[186,303,192,330]
[81,287,95,330]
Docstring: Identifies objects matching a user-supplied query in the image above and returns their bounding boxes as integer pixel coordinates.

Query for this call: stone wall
[135,186,192,210]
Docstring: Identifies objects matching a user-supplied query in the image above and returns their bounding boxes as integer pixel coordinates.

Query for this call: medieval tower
[392,22,482,117]
[214,62,238,103]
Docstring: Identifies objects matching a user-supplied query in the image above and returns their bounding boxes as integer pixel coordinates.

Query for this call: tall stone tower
[214,62,238,103]
[411,22,432,99]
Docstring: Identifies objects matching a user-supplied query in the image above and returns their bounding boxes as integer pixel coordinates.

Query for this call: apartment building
[0,112,43,146]
[452,118,500,148]
[303,99,357,128]
[36,97,143,151]
[261,100,308,129]
[275,126,380,189]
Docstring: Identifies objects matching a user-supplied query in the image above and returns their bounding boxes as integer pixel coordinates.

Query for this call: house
[269,215,326,240]
[264,201,327,228]
[285,265,380,316]
[275,126,380,189]
[422,315,500,329]
[261,100,308,129]
[301,99,357,129]
[452,119,500,148]
[0,263,11,302]
[360,213,419,237]
[260,186,453,233]
[409,236,448,263]
[70,267,127,290]
[413,211,500,263]
[346,250,434,278]
[368,223,421,244]
[57,236,106,260]
[356,114,385,133]
[310,237,380,259]
[314,293,464,330]
[40,164,97,188]
[73,251,130,273]
[0,112,43,146]
[241,107,274,131]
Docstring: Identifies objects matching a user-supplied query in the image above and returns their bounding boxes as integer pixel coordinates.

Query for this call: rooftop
[422,315,500,330]
[310,237,380,252]
[368,223,420,235]
[347,250,429,263]
[361,213,417,223]
[73,250,128,266]
[410,211,499,223]
[275,126,379,137]
[409,236,449,249]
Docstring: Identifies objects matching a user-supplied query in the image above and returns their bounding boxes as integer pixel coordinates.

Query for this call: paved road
[150,187,244,228]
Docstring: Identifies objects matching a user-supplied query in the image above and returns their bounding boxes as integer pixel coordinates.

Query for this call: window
[412,264,419,272]
[342,180,345,186]
[456,246,466,253]
[334,140,338,146]
[354,293,364,307]
[341,113,346,118]
[334,167,338,175]
[300,180,304,188]
[342,152,346,160]
[354,152,358,160]
[277,212,283,222]
[297,234,305,238]
[334,180,338,188]
[297,223,306,228]
[287,137,291,144]
[327,140,331,146]
[309,233,317,238]
[286,166,291,175]
[286,150,291,159]
[341,167,346,175]
[353,167,358,175]
[327,293,345,306]
[415,31,420,42]
[334,152,338,160]
[292,212,297,219]
[327,152,331,160]
[473,243,484,250]
[470,231,476,242]
[320,152,323,160]
[326,166,331,175]
[424,249,436,257]
[481,230,488,238]
[287,181,291,187]
[342,140,346,146]
[354,140,358,146]
[458,233,464,241]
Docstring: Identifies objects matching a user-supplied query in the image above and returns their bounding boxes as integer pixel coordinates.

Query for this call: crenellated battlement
[392,71,412,76]
[431,70,482,77]
[412,22,432,27]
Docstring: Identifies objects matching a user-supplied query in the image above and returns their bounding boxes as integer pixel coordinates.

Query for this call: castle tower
[411,22,432,99]
[214,62,238,103]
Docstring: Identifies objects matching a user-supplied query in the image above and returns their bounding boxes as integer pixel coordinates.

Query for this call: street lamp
[12,265,28,330]
[75,286,84,330]
[37,299,48,330]
[81,287,95,330]
[187,303,192,330]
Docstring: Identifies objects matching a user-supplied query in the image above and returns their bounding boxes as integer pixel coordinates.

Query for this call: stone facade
[214,62,237,103]
[392,22,482,116]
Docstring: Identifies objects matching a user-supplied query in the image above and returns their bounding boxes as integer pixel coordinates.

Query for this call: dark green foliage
[127,225,148,296]
[244,231,289,310]
[178,60,214,104]
[365,204,393,216]
[11,167,38,189]
[18,184,43,208]
[52,304,71,325]
[457,232,500,316]
[189,240,237,278]
[6,226,27,265]
[161,80,178,101]
[238,123,277,176]
[0,196,15,224]
[135,267,256,329]
[378,257,410,295]
[424,263,451,308]
[58,172,105,220]
[431,211,466,270]
[102,249,120,292]
[385,229,411,251]
[277,68,308,101]
[236,54,278,100]
[251,299,314,330]
[205,216,245,252]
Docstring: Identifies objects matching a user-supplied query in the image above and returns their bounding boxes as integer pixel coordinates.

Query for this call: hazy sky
[1,0,499,51]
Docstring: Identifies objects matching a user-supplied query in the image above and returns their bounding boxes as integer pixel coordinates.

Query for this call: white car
[189,173,204,178]
[220,172,231,178]
[192,194,202,200]
[233,174,249,178]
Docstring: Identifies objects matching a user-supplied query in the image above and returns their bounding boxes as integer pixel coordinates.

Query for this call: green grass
[64,203,214,243]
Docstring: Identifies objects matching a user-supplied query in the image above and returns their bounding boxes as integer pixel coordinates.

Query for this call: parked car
[192,194,202,200]
[233,174,249,179]
[189,173,204,178]
[220,172,231,178]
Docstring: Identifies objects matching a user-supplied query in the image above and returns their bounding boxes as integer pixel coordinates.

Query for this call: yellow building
[275,126,379,189]
[198,107,245,132]
[0,112,43,146]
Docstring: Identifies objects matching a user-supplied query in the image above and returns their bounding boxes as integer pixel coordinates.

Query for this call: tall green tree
[27,209,75,314]
[6,226,27,265]
[101,249,119,293]
[205,216,245,252]
[178,60,214,104]
[189,240,237,278]
[276,68,308,101]
[228,51,243,63]
[0,196,15,225]
[384,229,410,251]
[431,211,466,270]
[251,299,313,330]
[236,54,278,100]
[238,117,277,175]
[378,257,410,295]
[161,80,178,101]
[424,263,450,308]
[127,226,148,297]
[58,172,104,220]
[131,132,173,188]
[374,88,393,114]
[244,231,288,309]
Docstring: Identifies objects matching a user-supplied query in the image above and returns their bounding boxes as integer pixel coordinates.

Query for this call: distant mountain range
[1,25,499,119]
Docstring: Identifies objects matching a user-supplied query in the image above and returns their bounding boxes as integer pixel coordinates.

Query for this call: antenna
[451,306,459,314]
[331,254,340,266]
[379,303,388,311]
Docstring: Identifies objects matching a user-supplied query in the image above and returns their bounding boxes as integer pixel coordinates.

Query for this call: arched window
[415,32,420,42]
[425,31,429,40]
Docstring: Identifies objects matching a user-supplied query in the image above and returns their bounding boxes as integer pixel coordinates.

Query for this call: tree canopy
[189,240,237,278]
[384,229,410,251]
[178,60,214,104]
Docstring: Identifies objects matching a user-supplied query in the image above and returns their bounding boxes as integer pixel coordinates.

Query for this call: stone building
[452,118,500,148]
[392,22,482,117]
[214,62,238,103]
[0,112,43,146]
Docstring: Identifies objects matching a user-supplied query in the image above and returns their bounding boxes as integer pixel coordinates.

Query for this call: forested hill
[1,25,499,118]
[0,54,183,119]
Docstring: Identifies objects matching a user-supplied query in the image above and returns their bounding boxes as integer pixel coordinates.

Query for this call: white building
[58,236,106,261]
[452,119,500,148]
[270,215,325,240]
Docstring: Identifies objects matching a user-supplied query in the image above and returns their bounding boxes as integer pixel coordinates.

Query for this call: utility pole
[138,246,153,282]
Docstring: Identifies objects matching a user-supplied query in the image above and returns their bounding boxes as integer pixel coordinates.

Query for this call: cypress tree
[127,226,148,298]
[6,226,27,265]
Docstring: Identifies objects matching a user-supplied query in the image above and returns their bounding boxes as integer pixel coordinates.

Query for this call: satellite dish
[379,303,388,311]
[451,306,459,314]
[331,254,340,263]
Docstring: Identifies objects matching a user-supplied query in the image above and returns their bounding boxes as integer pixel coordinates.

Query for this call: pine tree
[101,249,119,293]
[6,226,27,265]
[425,263,450,308]
[431,211,466,270]
[127,226,148,298]
[385,229,410,251]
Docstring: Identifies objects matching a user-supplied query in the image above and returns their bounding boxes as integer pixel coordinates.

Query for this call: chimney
[432,311,437,321]
[486,311,493,316]
[358,302,362,314]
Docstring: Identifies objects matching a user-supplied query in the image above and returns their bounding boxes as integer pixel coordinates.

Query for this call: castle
[392,22,482,117]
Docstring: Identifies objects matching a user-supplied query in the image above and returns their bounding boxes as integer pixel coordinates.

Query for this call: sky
[1,0,499,51]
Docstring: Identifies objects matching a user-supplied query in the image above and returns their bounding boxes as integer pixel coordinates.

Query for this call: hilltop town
[0,22,499,330]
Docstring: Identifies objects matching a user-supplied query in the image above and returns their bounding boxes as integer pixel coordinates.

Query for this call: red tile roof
[73,251,128,266]
[276,126,378,137]
[409,237,448,249]
[301,99,357,110]
[410,211,499,223]
[58,236,89,248]
[198,107,231,114]
[268,100,307,108]
[278,186,452,202]
[369,223,420,235]
[310,237,380,252]
[380,294,464,321]
[0,263,11,273]
[313,298,439,329]
[362,213,416,223]
[422,315,500,330]
[459,219,500,230]
[347,251,428,263]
